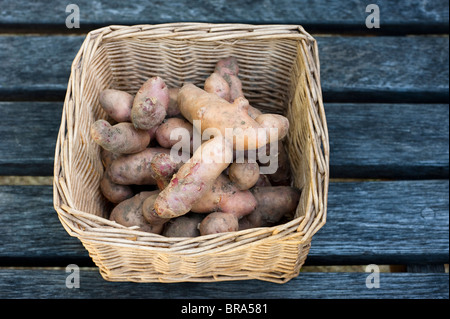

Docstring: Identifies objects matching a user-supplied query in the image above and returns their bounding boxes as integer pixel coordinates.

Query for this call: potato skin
[199,212,239,235]
[150,152,183,190]
[213,57,262,119]
[178,83,284,151]
[239,186,301,230]
[267,141,292,186]
[155,117,194,151]
[108,147,170,185]
[99,89,134,123]
[228,159,260,190]
[254,174,272,187]
[255,114,290,144]
[142,193,170,226]
[131,77,169,130]
[154,136,233,219]
[109,191,163,234]
[204,72,231,101]
[215,56,239,76]
[163,213,203,237]
[167,87,181,117]
[100,170,134,204]
[91,120,150,154]
[191,174,257,218]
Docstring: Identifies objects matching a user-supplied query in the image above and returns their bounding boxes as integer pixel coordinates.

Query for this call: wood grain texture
[0,102,62,176]
[317,36,449,103]
[309,180,449,265]
[1,0,448,34]
[0,268,447,299]
[0,181,447,266]
[0,186,91,266]
[326,103,449,179]
[0,36,448,102]
[1,102,447,178]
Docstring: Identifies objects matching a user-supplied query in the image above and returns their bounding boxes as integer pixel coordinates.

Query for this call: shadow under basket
[53,23,329,284]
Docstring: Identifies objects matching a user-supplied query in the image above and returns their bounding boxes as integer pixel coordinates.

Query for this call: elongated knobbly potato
[108,147,170,185]
[154,136,233,219]
[178,83,288,151]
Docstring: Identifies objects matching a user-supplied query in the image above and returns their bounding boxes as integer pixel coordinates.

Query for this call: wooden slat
[0,36,82,101]
[1,102,447,178]
[327,103,449,179]
[0,102,62,176]
[1,0,448,34]
[0,268,447,299]
[0,181,447,266]
[309,180,449,265]
[0,36,448,102]
[0,185,91,266]
[317,36,449,103]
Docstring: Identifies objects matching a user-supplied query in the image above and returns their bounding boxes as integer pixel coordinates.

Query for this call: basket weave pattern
[53,23,329,283]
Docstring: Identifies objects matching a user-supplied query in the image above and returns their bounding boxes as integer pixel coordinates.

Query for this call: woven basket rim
[53,22,329,255]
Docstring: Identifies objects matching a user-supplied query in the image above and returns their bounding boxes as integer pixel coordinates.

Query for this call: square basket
[53,23,329,284]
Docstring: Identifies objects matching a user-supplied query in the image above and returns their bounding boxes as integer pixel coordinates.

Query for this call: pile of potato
[91,57,300,237]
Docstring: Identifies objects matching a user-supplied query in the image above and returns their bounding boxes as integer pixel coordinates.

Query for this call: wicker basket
[53,23,329,284]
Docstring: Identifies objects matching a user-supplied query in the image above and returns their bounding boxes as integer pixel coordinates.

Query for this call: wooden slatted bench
[0,0,448,301]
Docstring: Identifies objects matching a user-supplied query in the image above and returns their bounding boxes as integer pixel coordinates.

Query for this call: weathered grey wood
[407,264,446,273]
[0,101,448,178]
[1,0,448,34]
[317,36,449,103]
[0,36,448,102]
[309,180,449,265]
[0,181,448,266]
[0,102,62,176]
[327,103,449,179]
[0,186,91,266]
[0,268,447,299]
[0,36,82,101]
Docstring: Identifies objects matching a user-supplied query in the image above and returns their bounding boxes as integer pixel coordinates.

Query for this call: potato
[198,212,239,236]
[155,117,194,152]
[109,191,163,234]
[204,72,231,101]
[99,89,134,123]
[228,159,260,190]
[150,152,183,190]
[154,136,233,219]
[239,186,301,230]
[191,174,257,217]
[177,83,288,151]
[212,57,262,119]
[142,192,170,226]
[131,76,169,130]
[167,87,181,117]
[266,141,292,186]
[162,213,203,237]
[255,114,290,144]
[108,147,170,185]
[100,148,119,168]
[215,56,239,76]
[91,120,150,154]
[100,170,134,204]
[254,174,272,187]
